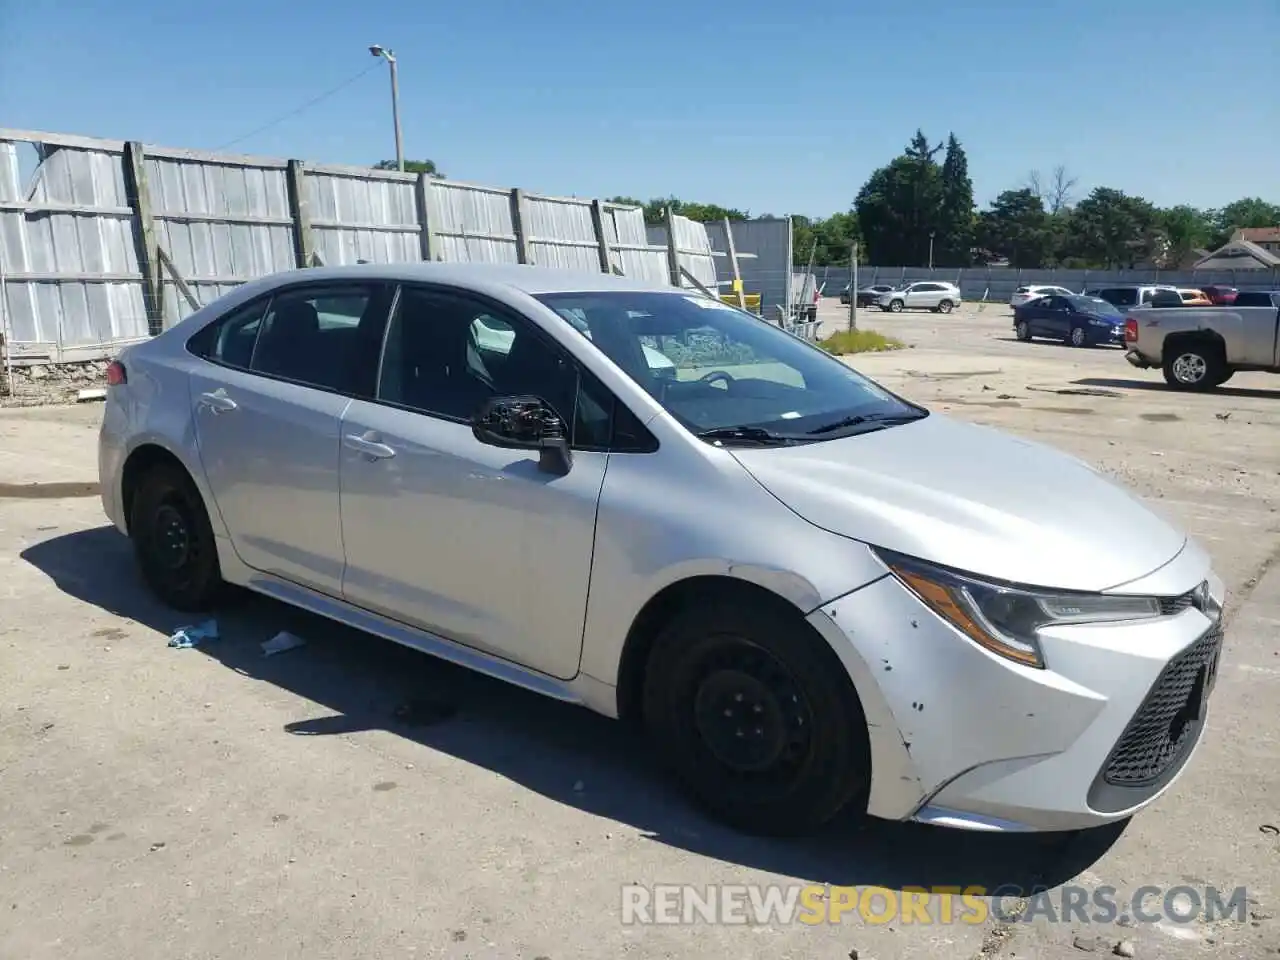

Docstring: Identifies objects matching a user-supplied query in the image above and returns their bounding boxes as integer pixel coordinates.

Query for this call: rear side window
[1104,288,1137,306]
[1233,291,1274,307]
[188,282,391,397]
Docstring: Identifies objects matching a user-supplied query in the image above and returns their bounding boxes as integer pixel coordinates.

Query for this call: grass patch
[817,328,904,355]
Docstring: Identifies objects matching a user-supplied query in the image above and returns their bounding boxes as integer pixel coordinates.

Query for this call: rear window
[1233,291,1277,308]
[1015,286,1029,293]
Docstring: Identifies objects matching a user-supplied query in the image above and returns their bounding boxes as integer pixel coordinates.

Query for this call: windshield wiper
[695,426,797,446]
[807,412,926,435]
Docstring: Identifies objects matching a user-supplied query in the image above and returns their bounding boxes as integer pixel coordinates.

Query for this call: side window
[249,284,383,394]
[188,297,270,369]
[377,288,613,449]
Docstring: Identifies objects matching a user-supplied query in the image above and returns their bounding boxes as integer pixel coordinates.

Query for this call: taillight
[106,360,127,386]
[1124,319,1138,343]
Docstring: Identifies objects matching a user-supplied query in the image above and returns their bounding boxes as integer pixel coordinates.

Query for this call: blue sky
[3,0,1277,218]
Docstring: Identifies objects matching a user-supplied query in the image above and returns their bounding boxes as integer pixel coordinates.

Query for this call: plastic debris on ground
[261,631,307,657]
[167,620,219,649]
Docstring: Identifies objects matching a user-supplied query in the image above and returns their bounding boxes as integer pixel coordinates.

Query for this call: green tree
[606,196,748,226]
[374,159,444,177]
[1206,197,1280,247]
[1061,187,1157,268]
[855,131,944,265]
[936,134,974,267]
[978,189,1052,267]
[1155,205,1214,267]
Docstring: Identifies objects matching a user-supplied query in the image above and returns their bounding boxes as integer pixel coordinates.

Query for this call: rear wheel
[1015,320,1032,341]
[1069,325,1088,347]
[642,599,870,836]
[938,300,954,314]
[1162,341,1226,391]
[129,462,224,611]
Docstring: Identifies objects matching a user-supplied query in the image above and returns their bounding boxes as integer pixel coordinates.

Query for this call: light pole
[928,231,936,271]
[369,44,403,172]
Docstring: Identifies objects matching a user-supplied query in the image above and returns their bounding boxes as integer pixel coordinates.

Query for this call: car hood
[731,414,1187,592]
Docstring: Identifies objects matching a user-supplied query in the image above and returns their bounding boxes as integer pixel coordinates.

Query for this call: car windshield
[1068,296,1123,318]
[536,291,925,442]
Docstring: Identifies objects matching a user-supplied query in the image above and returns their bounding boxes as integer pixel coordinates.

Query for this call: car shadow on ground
[991,338,1125,349]
[23,525,1125,894]
[1073,376,1280,400]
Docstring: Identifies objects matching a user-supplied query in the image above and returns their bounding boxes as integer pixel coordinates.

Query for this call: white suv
[874,282,962,314]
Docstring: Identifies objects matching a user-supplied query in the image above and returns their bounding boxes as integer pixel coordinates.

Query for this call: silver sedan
[99,262,1225,836]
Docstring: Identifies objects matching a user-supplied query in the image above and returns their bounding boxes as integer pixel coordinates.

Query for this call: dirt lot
[2,303,1279,960]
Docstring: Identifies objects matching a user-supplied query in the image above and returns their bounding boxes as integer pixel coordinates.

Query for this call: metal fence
[0,129,723,368]
[811,264,1280,302]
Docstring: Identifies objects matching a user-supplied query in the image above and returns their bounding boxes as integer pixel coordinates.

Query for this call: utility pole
[928,231,936,271]
[369,44,404,171]
[848,241,858,332]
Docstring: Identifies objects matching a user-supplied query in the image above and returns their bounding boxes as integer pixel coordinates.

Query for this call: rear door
[1040,296,1071,336]
[187,280,393,596]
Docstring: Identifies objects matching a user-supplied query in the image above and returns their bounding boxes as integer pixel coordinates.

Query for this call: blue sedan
[1013,294,1127,347]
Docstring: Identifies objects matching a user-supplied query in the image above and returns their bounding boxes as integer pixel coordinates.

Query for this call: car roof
[239,261,680,297]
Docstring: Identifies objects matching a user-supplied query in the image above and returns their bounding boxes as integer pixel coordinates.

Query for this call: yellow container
[720,293,762,314]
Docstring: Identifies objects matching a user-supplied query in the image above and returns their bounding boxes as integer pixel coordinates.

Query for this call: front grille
[1102,626,1222,786]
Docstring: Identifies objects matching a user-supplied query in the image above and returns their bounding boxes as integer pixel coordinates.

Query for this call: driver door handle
[198,390,238,414]
[343,433,396,460]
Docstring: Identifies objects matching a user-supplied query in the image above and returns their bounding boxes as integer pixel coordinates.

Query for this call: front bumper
[807,565,1223,832]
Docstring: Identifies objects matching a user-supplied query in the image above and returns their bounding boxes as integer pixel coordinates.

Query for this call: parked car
[1125,289,1280,389]
[100,262,1225,837]
[1084,285,1178,310]
[1010,285,1075,308]
[1013,294,1127,347]
[874,281,961,313]
[840,283,894,306]
[1198,285,1238,306]
[1176,288,1212,306]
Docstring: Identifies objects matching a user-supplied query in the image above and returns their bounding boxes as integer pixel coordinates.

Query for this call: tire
[938,300,954,314]
[642,599,870,836]
[1069,325,1088,347]
[888,299,904,313]
[129,462,224,612]
[1162,340,1226,391]
[1015,320,1031,341]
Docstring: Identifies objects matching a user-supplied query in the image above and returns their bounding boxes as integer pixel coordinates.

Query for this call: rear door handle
[343,433,396,460]
[198,390,238,414]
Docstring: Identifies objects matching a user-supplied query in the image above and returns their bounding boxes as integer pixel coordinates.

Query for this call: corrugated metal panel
[525,196,600,273]
[611,207,668,282]
[670,214,718,290]
[148,156,295,306]
[427,181,519,264]
[1,144,147,352]
[308,170,421,266]
[703,219,791,316]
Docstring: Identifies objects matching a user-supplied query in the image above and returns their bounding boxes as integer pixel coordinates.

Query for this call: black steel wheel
[129,462,224,611]
[642,599,870,836]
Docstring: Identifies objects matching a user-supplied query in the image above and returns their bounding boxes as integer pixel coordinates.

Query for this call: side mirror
[471,395,573,475]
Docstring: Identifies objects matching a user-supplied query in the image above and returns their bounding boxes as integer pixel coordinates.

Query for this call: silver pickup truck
[1124,290,1280,390]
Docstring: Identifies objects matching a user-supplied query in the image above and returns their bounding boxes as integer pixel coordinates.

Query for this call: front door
[337,285,610,680]
[187,281,391,596]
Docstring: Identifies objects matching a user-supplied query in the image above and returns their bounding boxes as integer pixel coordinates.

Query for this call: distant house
[1194,228,1280,271]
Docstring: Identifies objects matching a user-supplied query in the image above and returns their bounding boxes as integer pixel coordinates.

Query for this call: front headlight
[876,549,1162,669]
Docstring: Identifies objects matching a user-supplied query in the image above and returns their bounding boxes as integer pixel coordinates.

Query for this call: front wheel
[129,462,224,611]
[1069,325,1088,347]
[888,299,904,313]
[642,600,870,836]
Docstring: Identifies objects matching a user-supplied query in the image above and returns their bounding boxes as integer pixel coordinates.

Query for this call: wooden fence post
[416,173,438,262]
[589,200,612,273]
[510,188,531,264]
[285,159,314,268]
[664,207,681,287]
[122,141,162,334]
